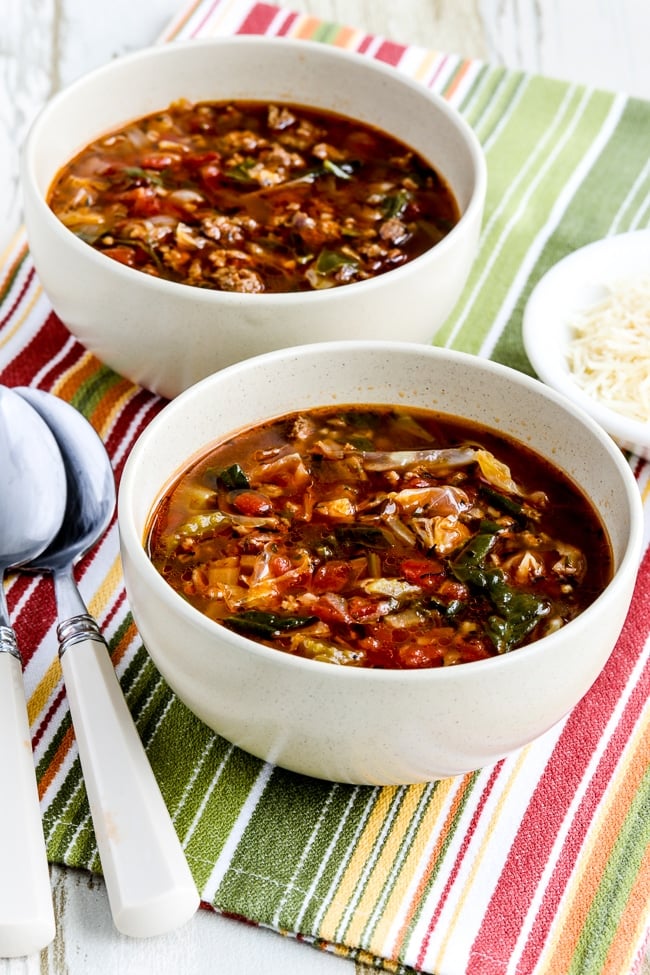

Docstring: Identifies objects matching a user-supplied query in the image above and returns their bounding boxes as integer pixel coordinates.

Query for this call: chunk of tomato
[102,245,137,267]
[309,593,352,625]
[230,490,272,517]
[139,153,176,170]
[400,558,444,590]
[120,185,163,217]
[397,643,445,668]
[312,560,352,593]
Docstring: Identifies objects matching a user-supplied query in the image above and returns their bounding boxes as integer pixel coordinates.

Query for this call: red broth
[145,406,612,669]
[47,100,459,293]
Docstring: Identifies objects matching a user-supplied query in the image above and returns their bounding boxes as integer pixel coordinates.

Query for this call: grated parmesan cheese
[565,275,650,424]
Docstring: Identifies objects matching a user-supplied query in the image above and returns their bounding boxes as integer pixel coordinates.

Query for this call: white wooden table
[1,2,649,972]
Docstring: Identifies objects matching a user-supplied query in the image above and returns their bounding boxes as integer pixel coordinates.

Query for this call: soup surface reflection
[146,406,612,668]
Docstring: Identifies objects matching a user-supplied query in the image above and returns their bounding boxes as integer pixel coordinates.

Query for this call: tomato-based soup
[146,407,612,669]
[47,100,460,293]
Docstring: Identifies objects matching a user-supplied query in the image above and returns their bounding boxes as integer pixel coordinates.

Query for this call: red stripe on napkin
[469,542,650,971]
[11,577,57,668]
[239,2,280,33]
[373,40,408,66]
[0,312,71,387]
[416,762,504,968]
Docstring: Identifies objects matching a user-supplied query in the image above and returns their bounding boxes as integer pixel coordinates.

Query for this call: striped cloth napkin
[2,2,649,972]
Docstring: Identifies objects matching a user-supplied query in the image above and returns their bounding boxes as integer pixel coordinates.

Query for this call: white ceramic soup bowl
[118,341,643,784]
[21,37,486,400]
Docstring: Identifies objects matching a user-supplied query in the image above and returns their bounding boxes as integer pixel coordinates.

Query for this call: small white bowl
[523,230,650,460]
[21,37,486,400]
[118,341,644,785]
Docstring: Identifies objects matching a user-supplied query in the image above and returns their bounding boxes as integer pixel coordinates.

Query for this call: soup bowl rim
[118,339,644,684]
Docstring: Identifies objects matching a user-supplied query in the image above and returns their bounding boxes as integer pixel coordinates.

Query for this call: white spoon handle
[59,624,199,939]
[0,648,56,958]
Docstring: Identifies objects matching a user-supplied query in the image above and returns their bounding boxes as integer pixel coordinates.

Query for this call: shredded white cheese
[565,275,650,423]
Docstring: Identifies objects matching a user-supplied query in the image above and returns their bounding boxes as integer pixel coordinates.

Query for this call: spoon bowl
[18,390,115,577]
[15,387,199,939]
[0,386,67,569]
[0,385,65,958]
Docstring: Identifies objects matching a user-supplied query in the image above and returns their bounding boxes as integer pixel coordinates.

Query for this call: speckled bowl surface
[117,341,643,784]
[21,37,486,399]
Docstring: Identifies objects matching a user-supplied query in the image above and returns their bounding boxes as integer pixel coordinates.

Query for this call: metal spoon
[15,388,199,939]
[0,385,64,958]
